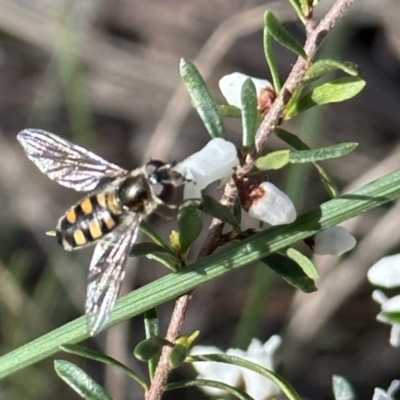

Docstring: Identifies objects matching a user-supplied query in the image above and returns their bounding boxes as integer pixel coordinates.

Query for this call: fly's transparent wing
[85,214,141,335]
[17,129,127,191]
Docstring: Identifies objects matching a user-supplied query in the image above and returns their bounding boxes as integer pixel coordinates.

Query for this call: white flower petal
[373,381,400,400]
[381,295,400,313]
[373,388,393,400]
[390,325,400,347]
[241,337,282,400]
[248,182,296,226]
[173,138,239,198]
[372,290,388,305]
[190,345,242,396]
[313,226,356,256]
[368,254,400,288]
[219,72,273,108]
[387,380,400,396]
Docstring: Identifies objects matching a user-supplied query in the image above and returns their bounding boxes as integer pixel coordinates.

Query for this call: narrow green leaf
[60,344,147,390]
[54,360,112,400]
[287,77,366,118]
[178,206,203,253]
[261,253,317,293]
[263,19,281,92]
[217,105,242,118]
[332,375,356,400]
[140,221,169,247]
[276,129,340,197]
[186,354,302,400]
[289,142,358,164]
[255,150,291,170]
[167,379,253,400]
[146,253,178,272]
[264,12,307,59]
[241,78,258,150]
[285,248,318,279]
[286,0,307,24]
[144,308,160,380]
[180,59,225,138]
[276,128,308,150]
[314,163,340,198]
[2,169,400,380]
[305,59,359,82]
[201,195,240,228]
[130,242,174,257]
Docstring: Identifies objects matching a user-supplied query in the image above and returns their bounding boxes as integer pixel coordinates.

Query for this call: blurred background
[0,0,400,399]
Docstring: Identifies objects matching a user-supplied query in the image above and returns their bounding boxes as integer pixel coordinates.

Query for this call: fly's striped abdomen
[56,191,122,250]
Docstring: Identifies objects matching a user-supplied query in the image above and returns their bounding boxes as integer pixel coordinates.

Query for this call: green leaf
[130,242,174,257]
[286,0,307,24]
[180,59,225,138]
[54,360,112,400]
[332,375,356,400]
[255,150,290,170]
[2,169,400,380]
[263,16,281,92]
[134,337,166,361]
[201,195,240,228]
[178,206,203,253]
[169,344,188,369]
[144,309,160,380]
[305,59,359,82]
[261,253,317,292]
[289,142,358,164]
[383,312,400,324]
[241,78,258,150]
[167,379,253,400]
[285,247,318,279]
[217,105,242,118]
[186,354,302,400]
[60,344,147,390]
[287,76,366,118]
[314,163,340,198]
[264,12,307,59]
[276,129,340,197]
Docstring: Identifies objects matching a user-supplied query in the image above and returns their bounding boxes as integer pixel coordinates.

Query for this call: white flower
[371,290,400,347]
[312,226,356,256]
[247,182,296,226]
[173,138,239,201]
[191,336,281,400]
[368,254,400,288]
[219,72,275,111]
[373,380,400,400]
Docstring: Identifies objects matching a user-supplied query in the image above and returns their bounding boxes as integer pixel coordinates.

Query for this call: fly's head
[145,160,184,203]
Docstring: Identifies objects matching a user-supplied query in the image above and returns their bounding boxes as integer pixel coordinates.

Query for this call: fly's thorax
[56,192,122,250]
[117,174,151,212]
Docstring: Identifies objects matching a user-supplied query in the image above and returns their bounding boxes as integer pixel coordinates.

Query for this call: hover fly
[17,129,184,334]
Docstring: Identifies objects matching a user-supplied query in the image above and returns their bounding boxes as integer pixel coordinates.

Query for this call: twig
[146,1,355,398]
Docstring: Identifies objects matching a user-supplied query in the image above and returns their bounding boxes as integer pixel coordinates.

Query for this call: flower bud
[311,226,356,256]
[247,182,296,226]
[173,138,239,200]
[219,72,275,113]
[368,254,400,288]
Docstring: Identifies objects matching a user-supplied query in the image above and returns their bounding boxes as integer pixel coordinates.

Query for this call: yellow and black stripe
[56,192,122,250]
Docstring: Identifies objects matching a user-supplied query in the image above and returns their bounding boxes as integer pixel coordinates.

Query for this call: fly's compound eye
[152,181,173,202]
[145,160,182,201]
